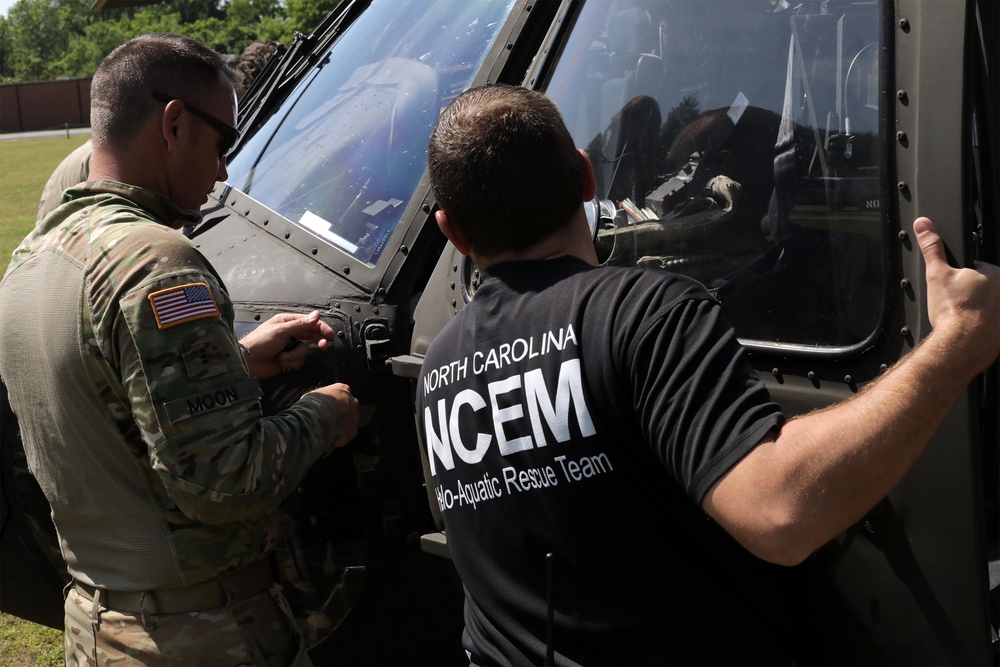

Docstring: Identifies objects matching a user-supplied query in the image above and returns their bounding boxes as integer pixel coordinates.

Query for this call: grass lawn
[0,133,90,667]
[0,135,90,264]
[0,614,62,667]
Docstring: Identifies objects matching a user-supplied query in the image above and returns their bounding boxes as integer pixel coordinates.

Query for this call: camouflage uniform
[63,585,302,667]
[37,139,93,222]
[0,180,343,665]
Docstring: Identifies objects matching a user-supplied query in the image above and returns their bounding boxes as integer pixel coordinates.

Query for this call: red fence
[0,78,92,134]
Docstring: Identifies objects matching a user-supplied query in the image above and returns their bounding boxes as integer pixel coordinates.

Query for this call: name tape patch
[162,378,260,424]
[149,283,221,329]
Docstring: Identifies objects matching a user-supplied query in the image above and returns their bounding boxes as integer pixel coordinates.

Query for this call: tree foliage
[0,0,345,83]
[283,0,340,40]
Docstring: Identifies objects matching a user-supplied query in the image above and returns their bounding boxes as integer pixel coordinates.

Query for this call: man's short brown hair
[90,33,237,150]
[427,84,584,257]
[236,39,282,96]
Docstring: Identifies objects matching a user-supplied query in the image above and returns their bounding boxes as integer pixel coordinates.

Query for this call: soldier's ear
[160,99,184,153]
[436,210,472,255]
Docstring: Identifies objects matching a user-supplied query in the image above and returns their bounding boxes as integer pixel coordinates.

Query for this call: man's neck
[472,212,599,272]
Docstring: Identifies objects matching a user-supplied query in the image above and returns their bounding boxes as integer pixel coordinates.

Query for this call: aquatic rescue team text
[420,325,615,512]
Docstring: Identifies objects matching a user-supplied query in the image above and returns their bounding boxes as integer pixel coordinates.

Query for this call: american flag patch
[148,283,221,329]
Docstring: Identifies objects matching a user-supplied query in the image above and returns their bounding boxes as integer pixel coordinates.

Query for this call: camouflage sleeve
[101,226,340,525]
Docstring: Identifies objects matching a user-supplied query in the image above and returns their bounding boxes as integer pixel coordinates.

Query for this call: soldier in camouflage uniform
[0,33,359,666]
[37,139,93,222]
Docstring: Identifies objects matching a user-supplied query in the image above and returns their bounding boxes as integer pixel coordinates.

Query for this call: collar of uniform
[66,180,202,228]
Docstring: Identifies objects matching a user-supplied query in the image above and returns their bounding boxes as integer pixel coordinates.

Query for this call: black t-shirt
[416,256,791,665]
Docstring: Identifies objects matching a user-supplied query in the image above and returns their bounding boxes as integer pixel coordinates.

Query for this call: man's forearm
[705,216,999,566]
[705,327,981,565]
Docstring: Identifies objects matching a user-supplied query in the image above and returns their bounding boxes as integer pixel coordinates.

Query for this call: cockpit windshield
[544,0,885,348]
[226,0,517,267]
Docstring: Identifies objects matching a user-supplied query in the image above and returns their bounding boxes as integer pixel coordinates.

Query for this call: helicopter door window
[543,0,885,349]
[226,0,518,268]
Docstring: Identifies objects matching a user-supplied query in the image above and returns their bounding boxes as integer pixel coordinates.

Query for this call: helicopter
[2,0,997,663]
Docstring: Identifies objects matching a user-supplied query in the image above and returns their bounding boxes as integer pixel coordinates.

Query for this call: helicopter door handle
[419,531,452,560]
[387,353,423,379]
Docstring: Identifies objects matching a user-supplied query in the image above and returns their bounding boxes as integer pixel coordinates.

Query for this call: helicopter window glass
[543,0,885,348]
[226,0,518,267]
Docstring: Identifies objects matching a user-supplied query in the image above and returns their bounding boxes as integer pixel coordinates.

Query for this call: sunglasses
[152,90,240,157]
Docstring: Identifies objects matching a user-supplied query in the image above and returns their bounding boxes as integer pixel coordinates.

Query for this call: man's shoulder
[595,261,707,286]
[8,192,169,272]
[85,191,161,225]
[420,305,471,361]
[36,139,94,222]
[65,181,199,231]
[85,199,195,264]
[38,189,163,240]
[83,201,214,317]
[570,263,716,313]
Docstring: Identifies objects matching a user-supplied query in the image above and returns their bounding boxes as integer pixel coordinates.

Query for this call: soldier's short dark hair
[90,33,238,150]
[427,84,584,257]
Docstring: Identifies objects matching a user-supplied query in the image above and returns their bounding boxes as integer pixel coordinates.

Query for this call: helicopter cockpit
[225,0,518,268]
[549,0,884,348]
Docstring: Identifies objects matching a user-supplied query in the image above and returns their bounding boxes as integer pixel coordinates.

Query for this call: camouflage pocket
[229,585,309,666]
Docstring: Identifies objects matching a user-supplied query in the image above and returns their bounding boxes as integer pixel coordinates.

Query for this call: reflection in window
[544,0,884,347]
[227,0,517,267]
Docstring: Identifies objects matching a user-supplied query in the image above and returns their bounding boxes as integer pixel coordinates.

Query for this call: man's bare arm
[703,217,1000,565]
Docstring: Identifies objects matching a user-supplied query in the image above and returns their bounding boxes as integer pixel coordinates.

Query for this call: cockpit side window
[226,0,518,267]
[543,0,885,349]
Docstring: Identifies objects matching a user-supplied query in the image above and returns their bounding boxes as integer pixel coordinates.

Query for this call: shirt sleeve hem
[690,412,785,504]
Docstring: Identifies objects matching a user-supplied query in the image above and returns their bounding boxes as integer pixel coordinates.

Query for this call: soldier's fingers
[913,217,949,272]
[279,311,336,343]
[278,345,311,365]
[264,312,304,328]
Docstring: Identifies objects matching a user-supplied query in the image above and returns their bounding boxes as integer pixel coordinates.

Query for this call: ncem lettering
[423,358,596,474]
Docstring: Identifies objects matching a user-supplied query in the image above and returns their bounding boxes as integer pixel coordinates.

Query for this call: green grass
[0,134,88,667]
[0,135,90,267]
[0,614,62,667]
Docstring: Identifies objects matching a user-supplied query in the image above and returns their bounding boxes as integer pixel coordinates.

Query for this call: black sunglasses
[152,90,240,157]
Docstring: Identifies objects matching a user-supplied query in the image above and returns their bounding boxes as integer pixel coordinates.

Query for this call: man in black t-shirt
[416,84,1000,665]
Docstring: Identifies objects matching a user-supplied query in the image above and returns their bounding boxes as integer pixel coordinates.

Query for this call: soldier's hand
[239,310,336,379]
[915,216,1000,371]
[308,383,360,448]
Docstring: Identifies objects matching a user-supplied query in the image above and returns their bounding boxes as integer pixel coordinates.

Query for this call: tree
[55,11,186,79]
[284,0,343,41]
[0,0,330,84]
[5,0,110,81]
[0,16,14,81]
[145,0,224,24]
[214,0,283,54]
[251,14,288,46]
[7,0,68,81]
